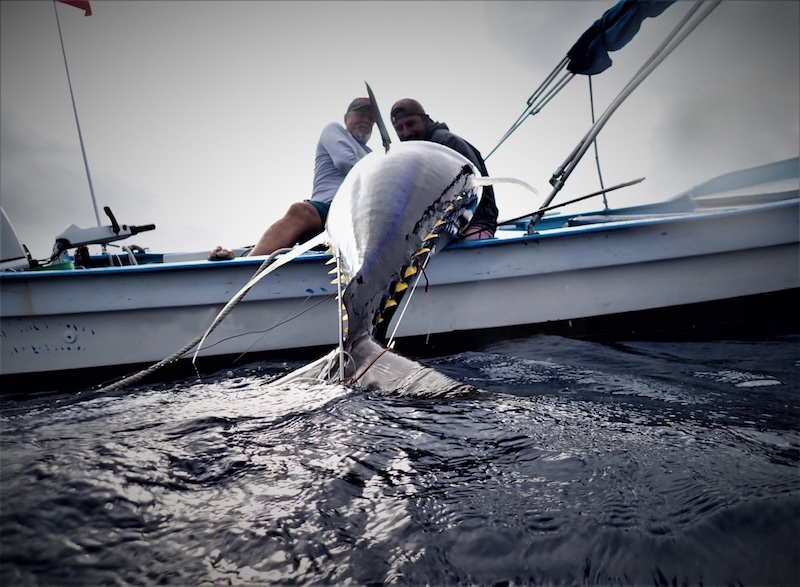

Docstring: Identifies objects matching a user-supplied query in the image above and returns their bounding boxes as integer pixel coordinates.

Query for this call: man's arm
[318,124,366,176]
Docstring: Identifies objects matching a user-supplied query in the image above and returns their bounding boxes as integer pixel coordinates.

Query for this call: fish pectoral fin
[470,176,539,195]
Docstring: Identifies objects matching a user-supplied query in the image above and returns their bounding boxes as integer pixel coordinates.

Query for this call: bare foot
[208,246,235,261]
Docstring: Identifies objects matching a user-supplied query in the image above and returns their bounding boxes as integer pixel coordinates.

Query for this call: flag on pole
[57,0,92,17]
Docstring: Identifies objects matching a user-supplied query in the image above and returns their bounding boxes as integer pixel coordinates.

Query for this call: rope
[188,230,328,365]
[190,247,295,365]
[93,247,292,393]
[93,332,208,393]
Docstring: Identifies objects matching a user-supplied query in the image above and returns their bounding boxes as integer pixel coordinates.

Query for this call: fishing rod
[495,177,644,229]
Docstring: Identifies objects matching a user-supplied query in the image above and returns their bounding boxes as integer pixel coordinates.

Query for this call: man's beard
[351,127,373,144]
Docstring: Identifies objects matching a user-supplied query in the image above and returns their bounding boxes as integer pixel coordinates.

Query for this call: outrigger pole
[53,0,100,227]
[484,56,573,162]
[528,0,721,233]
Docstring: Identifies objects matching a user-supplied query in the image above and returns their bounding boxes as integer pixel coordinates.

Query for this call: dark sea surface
[1,333,798,586]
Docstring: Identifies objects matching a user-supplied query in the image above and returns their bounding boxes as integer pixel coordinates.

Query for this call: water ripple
[1,335,798,585]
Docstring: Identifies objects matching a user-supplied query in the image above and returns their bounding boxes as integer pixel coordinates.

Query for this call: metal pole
[588,75,608,209]
[53,0,101,227]
[486,57,570,161]
[528,0,720,233]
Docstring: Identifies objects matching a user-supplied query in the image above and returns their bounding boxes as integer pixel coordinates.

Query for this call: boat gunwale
[0,195,796,283]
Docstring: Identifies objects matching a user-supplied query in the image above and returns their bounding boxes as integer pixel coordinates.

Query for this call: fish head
[326,141,482,343]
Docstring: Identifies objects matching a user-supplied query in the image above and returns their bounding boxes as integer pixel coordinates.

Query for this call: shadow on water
[1,332,798,585]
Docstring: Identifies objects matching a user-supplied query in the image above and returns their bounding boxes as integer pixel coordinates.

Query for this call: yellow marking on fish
[433,220,446,228]
[384,299,398,309]
[325,257,337,265]
[424,233,439,241]
[395,282,408,293]
[413,248,431,257]
[404,266,417,278]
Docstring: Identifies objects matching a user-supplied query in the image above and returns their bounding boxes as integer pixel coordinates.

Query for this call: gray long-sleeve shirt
[310,122,372,204]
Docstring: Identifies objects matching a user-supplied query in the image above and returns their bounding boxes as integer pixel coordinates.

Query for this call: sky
[1,0,798,259]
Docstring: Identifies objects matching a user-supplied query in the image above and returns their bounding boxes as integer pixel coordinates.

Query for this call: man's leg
[249,202,323,256]
[461,227,495,241]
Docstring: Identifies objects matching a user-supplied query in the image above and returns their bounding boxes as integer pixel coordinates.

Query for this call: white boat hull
[2,159,799,384]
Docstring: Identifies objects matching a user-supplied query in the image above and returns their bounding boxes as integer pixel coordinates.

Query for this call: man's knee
[285,202,322,231]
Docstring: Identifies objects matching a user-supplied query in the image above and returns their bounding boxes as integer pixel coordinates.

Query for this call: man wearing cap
[390,98,498,240]
[209,97,374,259]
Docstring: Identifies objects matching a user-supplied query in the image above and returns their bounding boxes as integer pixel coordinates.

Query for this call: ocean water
[1,333,798,585]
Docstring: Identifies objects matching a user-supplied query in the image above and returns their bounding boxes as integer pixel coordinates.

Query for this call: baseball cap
[346,97,371,113]
[390,99,426,124]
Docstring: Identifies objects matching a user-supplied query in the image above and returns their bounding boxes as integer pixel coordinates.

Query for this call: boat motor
[52,206,155,258]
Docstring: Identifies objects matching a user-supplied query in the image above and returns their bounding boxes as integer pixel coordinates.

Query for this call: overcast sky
[1,0,798,258]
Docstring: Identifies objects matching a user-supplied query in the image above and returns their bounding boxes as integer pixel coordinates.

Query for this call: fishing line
[191,234,327,366]
[204,293,336,365]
